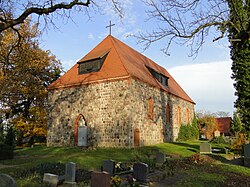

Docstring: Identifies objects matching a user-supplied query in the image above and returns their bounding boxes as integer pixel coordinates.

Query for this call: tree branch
[136,0,230,56]
[0,0,91,32]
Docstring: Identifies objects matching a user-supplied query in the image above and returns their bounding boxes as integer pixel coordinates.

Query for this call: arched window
[148,97,154,120]
[166,104,171,124]
[177,107,181,126]
[186,108,190,124]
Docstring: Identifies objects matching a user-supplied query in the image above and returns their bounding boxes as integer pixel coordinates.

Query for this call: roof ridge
[109,36,130,77]
[48,35,195,104]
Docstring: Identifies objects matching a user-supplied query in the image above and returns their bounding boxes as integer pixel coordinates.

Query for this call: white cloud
[168,61,236,115]
[98,0,138,38]
[88,33,95,40]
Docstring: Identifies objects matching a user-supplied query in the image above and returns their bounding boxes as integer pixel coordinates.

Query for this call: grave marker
[102,160,115,176]
[133,162,148,182]
[91,171,110,187]
[63,162,77,187]
[43,173,59,187]
[65,162,76,182]
[0,173,17,187]
[156,152,166,164]
[244,144,250,167]
[200,142,212,154]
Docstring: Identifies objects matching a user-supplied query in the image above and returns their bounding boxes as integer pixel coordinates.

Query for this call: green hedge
[177,122,199,141]
[0,143,14,160]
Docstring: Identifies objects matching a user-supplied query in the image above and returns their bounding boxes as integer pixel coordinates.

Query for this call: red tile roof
[216,117,231,133]
[48,35,195,104]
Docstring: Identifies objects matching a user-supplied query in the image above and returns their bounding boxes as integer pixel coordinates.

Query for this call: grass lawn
[0,140,202,171]
[1,140,250,186]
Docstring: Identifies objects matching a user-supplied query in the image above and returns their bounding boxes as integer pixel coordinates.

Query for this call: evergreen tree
[231,111,243,136]
[228,0,250,134]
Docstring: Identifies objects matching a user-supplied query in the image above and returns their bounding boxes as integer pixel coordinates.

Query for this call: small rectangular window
[79,59,101,74]
[78,52,108,74]
[146,66,168,87]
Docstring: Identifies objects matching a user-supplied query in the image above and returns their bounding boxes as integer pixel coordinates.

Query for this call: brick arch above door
[74,114,87,146]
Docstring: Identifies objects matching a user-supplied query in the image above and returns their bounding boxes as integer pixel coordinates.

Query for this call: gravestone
[0,173,17,187]
[244,144,250,167]
[91,171,110,187]
[156,152,166,164]
[200,142,212,154]
[78,126,88,146]
[65,162,76,182]
[43,173,59,187]
[133,162,148,182]
[63,162,77,187]
[102,160,115,176]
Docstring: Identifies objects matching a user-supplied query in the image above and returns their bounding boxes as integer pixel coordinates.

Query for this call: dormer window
[78,50,109,74]
[146,66,169,87]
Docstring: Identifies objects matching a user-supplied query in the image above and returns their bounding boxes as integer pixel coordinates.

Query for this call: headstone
[102,160,115,176]
[63,162,77,187]
[91,171,110,187]
[244,144,250,167]
[63,181,77,187]
[43,173,59,187]
[0,173,16,187]
[65,162,76,182]
[200,142,212,154]
[214,130,220,137]
[78,125,88,146]
[133,162,148,182]
[156,152,166,164]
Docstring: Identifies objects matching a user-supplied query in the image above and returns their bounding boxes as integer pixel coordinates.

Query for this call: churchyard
[1,141,250,186]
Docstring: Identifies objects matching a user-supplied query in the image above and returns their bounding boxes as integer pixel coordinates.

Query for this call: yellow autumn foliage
[0,18,62,145]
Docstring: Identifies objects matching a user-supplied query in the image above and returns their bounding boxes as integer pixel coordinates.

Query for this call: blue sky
[39,0,236,115]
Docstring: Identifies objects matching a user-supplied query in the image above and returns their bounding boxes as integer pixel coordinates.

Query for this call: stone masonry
[47,77,194,147]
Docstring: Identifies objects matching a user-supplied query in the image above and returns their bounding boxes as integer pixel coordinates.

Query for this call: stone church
[47,35,195,147]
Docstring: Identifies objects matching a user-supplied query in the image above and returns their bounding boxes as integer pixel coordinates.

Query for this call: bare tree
[215,111,230,117]
[139,0,250,134]
[137,0,232,56]
[0,0,123,33]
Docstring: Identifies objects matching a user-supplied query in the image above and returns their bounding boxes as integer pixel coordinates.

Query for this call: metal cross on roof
[106,21,115,35]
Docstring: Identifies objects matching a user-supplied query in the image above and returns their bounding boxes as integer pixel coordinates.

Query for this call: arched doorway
[134,128,140,147]
[74,114,87,146]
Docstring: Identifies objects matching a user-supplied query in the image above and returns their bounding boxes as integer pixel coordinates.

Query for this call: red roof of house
[48,35,195,104]
[216,117,231,133]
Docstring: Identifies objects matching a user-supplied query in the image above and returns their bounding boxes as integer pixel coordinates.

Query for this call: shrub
[0,143,14,160]
[210,136,228,145]
[231,133,246,154]
[4,126,15,147]
[177,118,199,141]
[177,125,192,141]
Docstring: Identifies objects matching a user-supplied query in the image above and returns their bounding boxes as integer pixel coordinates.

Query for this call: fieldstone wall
[129,79,195,144]
[47,78,195,147]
